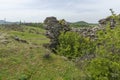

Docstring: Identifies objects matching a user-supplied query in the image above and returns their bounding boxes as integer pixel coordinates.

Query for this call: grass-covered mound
[0,25,81,80]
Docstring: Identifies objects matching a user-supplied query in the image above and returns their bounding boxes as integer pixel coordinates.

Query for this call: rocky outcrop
[14,36,29,44]
[44,17,71,51]
[98,16,116,29]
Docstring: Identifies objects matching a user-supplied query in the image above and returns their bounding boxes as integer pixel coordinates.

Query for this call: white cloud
[0,0,120,23]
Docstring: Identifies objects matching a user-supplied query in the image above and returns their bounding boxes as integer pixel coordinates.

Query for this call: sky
[0,0,120,23]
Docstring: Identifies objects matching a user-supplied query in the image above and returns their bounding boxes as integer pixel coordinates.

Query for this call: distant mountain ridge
[0,20,13,24]
[73,21,89,24]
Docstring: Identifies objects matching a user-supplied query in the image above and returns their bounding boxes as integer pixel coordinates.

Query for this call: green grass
[0,25,82,80]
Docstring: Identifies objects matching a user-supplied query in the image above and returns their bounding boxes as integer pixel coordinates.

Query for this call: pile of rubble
[72,16,118,40]
[71,26,103,40]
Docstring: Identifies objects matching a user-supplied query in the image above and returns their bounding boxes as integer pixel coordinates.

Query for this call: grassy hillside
[0,25,81,80]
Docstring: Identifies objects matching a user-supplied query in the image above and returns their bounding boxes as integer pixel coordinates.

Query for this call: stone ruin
[43,16,118,51]
[44,17,71,51]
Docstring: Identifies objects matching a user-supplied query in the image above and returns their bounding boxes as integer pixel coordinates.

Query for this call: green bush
[56,11,120,80]
[85,13,120,80]
[57,31,95,59]
[86,57,120,80]
[96,24,120,56]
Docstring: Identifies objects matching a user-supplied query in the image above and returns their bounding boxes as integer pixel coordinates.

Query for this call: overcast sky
[0,0,120,23]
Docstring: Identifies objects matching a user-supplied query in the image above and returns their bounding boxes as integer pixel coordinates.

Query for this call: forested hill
[70,21,98,27]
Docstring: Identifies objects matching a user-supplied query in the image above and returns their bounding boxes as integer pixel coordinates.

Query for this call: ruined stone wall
[44,16,118,50]
[44,17,71,51]
[72,16,118,40]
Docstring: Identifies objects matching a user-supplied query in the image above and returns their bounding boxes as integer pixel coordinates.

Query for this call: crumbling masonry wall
[44,17,71,51]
